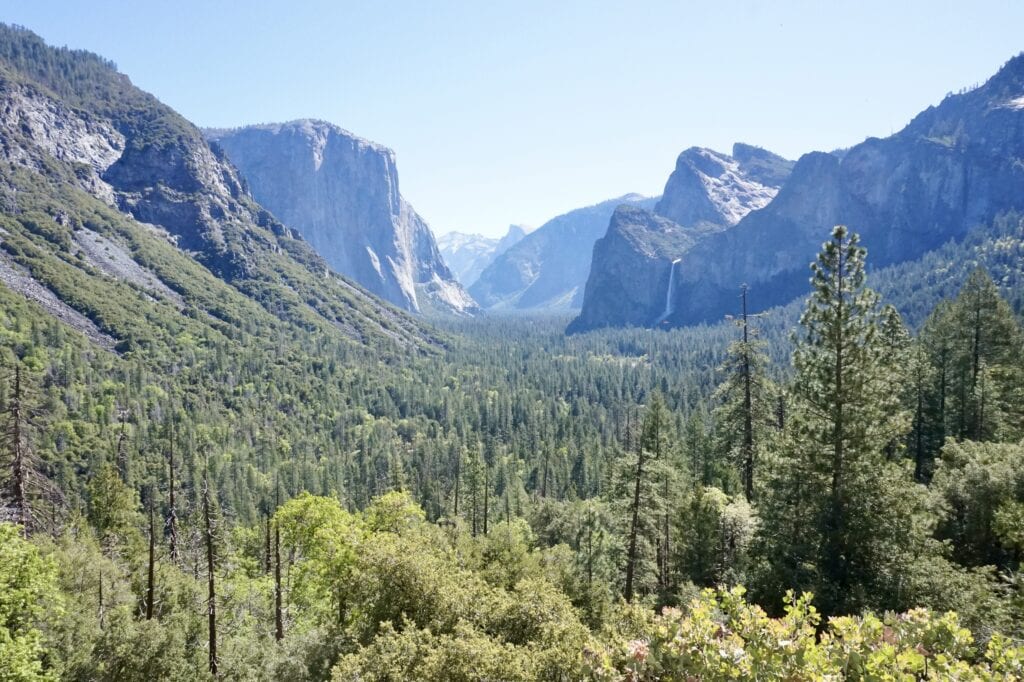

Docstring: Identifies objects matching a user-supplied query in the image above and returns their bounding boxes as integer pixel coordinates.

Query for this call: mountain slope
[0,24,437,351]
[206,121,477,315]
[470,194,657,311]
[437,224,528,286]
[571,54,1024,331]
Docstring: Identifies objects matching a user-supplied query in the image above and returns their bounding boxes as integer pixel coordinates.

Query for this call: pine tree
[948,268,1024,442]
[878,304,912,460]
[166,420,180,563]
[915,301,957,476]
[0,363,59,535]
[619,394,673,602]
[713,285,776,500]
[755,226,921,617]
[202,458,218,676]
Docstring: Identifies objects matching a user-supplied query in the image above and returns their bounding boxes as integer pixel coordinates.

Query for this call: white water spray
[657,258,681,324]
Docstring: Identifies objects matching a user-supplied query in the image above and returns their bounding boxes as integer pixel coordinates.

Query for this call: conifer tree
[948,268,1024,442]
[713,285,775,500]
[0,363,58,535]
[755,226,923,617]
[202,458,218,676]
[619,394,673,602]
[146,489,156,621]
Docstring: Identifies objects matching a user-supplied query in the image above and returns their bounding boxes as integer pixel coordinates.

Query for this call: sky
[3,1,1023,238]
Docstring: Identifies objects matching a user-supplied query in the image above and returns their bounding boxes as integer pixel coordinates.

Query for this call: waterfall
[656,259,681,324]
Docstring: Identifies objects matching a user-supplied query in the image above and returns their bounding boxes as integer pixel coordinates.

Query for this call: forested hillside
[2,22,1024,682]
[3,218,1024,679]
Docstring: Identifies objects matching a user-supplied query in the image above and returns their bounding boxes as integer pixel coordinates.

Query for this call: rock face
[655,144,793,230]
[566,206,703,332]
[571,53,1024,331]
[206,121,477,315]
[438,224,529,286]
[470,194,657,311]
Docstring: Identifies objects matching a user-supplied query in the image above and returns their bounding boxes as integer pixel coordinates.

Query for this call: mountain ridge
[0,24,438,352]
[469,193,657,311]
[571,52,1024,332]
[437,224,529,287]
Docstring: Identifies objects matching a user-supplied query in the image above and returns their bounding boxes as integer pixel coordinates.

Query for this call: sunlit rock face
[573,54,1024,331]
[208,120,477,315]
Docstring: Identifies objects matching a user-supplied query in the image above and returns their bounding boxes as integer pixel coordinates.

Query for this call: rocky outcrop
[663,53,1024,326]
[206,121,477,315]
[655,144,792,230]
[571,53,1024,331]
[438,224,529,287]
[470,194,657,311]
[566,206,702,332]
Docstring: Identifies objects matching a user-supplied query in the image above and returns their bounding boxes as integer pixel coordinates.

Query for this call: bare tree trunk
[9,365,28,534]
[167,426,179,563]
[453,449,460,516]
[116,411,129,483]
[203,467,218,676]
[98,571,105,631]
[146,492,156,620]
[274,521,284,642]
[624,439,646,602]
[264,512,272,575]
[483,462,489,535]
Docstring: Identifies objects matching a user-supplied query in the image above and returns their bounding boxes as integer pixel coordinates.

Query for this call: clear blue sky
[4,1,1023,237]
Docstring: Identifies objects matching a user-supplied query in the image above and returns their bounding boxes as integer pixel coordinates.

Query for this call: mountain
[205,120,477,316]
[437,224,528,286]
[655,143,793,230]
[565,205,709,331]
[0,25,436,353]
[571,54,1024,331]
[469,194,657,311]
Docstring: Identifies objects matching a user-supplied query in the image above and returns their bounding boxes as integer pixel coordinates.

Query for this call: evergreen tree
[755,226,924,617]
[947,268,1024,442]
[0,363,58,535]
[616,394,673,602]
[712,285,776,500]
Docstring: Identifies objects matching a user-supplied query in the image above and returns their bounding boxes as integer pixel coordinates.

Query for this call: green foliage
[673,486,755,589]
[586,586,1024,681]
[932,440,1024,569]
[755,227,931,617]
[0,523,58,682]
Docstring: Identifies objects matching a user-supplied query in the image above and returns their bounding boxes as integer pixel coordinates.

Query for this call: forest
[2,223,1024,680]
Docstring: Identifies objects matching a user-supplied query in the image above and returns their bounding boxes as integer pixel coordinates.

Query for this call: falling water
[657,258,681,324]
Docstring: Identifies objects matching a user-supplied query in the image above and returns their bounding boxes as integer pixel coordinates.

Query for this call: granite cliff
[0,24,435,350]
[571,54,1024,331]
[207,121,477,315]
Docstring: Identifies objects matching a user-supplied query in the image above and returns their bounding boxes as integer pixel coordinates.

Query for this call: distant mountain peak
[437,224,531,287]
[469,194,658,311]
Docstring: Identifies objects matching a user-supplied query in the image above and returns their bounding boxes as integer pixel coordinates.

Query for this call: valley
[0,19,1022,682]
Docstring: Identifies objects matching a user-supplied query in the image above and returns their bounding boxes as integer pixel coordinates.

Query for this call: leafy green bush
[586,586,1024,681]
